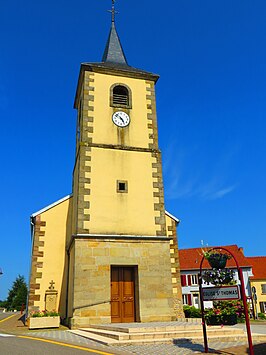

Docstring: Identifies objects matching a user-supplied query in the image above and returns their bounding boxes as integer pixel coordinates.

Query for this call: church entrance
[111,266,136,323]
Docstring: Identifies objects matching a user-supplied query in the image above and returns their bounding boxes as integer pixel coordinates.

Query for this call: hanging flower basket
[208,253,228,268]
[202,268,235,286]
[204,251,231,269]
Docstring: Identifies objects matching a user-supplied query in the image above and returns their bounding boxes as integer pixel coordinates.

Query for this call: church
[28,3,183,328]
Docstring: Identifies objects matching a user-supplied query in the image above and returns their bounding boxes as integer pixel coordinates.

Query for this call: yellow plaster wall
[34,197,72,316]
[250,280,266,305]
[86,148,159,235]
[89,72,152,148]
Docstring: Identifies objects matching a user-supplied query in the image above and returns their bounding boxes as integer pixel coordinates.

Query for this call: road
[0,312,120,355]
[0,334,117,355]
[234,322,266,334]
[0,311,15,321]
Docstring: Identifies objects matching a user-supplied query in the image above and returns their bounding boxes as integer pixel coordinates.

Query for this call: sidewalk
[0,313,266,354]
[0,313,130,355]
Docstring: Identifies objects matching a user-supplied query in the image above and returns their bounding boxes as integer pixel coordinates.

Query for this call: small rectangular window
[182,294,192,306]
[261,284,266,294]
[191,275,198,285]
[119,182,126,190]
[182,294,188,305]
[259,302,266,313]
[117,180,128,193]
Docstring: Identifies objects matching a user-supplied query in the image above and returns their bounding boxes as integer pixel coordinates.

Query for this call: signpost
[199,247,254,354]
[202,285,240,301]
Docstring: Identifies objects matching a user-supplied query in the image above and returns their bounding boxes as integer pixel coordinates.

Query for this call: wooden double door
[111,266,136,323]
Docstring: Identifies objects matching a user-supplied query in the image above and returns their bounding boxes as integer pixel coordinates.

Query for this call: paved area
[113,341,262,354]
[0,313,266,354]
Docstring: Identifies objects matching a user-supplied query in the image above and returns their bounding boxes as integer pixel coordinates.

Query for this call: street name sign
[202,285,240,301]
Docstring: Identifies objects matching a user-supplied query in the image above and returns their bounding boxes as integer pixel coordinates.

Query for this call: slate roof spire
[102,0,128,66]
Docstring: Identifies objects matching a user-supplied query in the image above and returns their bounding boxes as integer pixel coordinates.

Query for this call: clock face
[112,111,130,128]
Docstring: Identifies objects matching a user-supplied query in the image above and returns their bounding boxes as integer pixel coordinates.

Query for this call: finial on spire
[102,0,128,65]
[108,0,118,23]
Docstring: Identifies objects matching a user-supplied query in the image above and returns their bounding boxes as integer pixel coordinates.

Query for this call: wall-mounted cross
[49,280,55,290]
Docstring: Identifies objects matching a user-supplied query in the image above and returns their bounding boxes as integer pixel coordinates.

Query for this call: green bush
[183,305,201,318]
[215,300,246,322]
[258,312,266,320]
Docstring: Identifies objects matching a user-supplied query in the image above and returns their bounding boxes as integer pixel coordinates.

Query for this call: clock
[112,111,130,128]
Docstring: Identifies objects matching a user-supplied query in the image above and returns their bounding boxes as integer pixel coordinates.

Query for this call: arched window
[110,84,132,108]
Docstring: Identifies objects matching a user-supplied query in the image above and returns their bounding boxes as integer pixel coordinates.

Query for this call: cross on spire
[108,0,118,23]
[102,0,128,65]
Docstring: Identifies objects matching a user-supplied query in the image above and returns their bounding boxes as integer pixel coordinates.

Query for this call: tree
[0,300,7,308]
[6,275,27,311]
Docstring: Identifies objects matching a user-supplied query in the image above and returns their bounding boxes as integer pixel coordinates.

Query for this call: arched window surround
[110,83,132,109]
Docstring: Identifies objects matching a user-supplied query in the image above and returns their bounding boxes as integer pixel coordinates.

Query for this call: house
[27,5,183,327]
[246,256,266,314]
[179,245,253,308]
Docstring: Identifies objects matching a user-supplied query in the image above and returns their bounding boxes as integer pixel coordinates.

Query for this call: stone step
[88,323,203,333]
[76,326,246,341]
[70,329,266,346]
[176,317,202,324]
[77,328,130,341]
[70,330,120,345]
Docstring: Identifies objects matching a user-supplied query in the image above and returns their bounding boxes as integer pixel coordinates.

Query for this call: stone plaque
[45,280,58,312]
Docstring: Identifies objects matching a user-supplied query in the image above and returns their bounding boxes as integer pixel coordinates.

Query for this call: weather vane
[108,0,118,23]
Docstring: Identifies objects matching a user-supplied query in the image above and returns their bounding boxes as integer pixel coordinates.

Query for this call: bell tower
[67,1,176,326]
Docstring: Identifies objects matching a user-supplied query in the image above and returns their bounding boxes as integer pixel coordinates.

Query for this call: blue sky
[0,0,265,299]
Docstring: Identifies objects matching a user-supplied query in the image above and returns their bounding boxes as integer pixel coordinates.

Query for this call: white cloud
[163,141,238,201]
[204,185,236,200]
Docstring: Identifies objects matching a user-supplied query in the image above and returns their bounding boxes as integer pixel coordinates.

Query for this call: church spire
[102,0,128,66]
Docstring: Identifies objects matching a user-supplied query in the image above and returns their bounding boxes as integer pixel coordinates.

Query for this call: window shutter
[187,275,192,286]
[181,275,187,286]
[188,294,192,306]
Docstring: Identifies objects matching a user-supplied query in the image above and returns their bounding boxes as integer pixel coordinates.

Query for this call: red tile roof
[246,257,266,279]
[179,245,251,270]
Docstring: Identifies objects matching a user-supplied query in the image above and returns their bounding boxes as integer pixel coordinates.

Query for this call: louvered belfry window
[113,85,129,107]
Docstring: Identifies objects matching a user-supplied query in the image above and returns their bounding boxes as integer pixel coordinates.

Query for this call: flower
[30,310,59,318]
[201,248,231,260]
[204,300,246,326]
[202,268,235,286]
